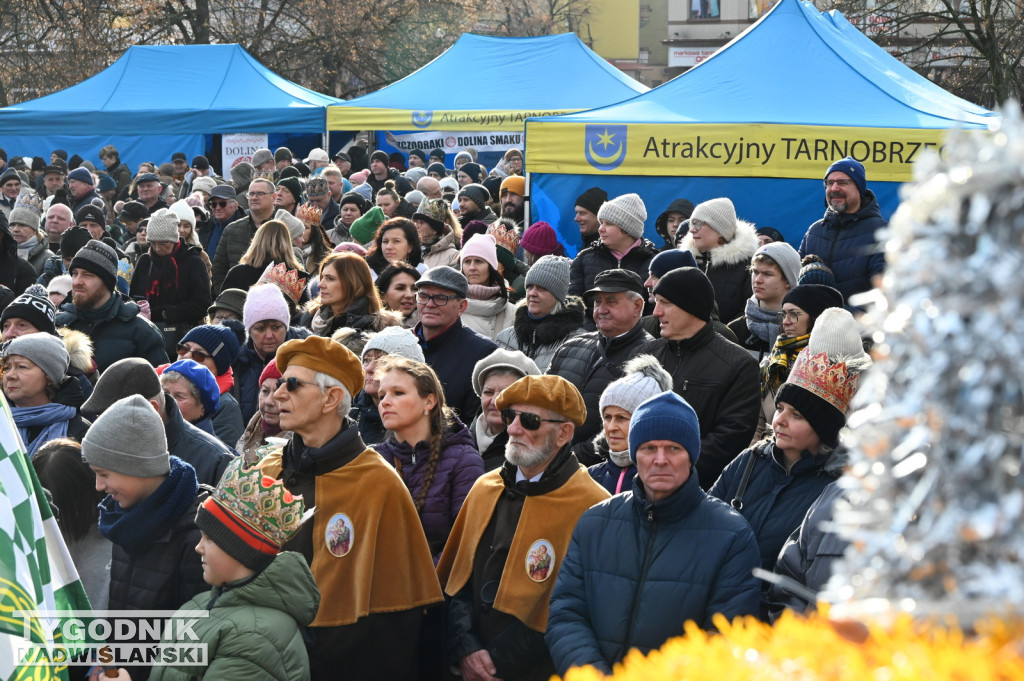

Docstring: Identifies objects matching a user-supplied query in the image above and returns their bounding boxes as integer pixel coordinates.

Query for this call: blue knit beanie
[164,359,220,418]
[649,249,698,278]
[180,324,241,376]
[628,391,701,464]
[825,156,866,197]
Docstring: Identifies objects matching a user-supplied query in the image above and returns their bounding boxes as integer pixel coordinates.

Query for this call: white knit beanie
[169,200,196,229]
[597,193,647,240]
[146,208,180,243]
[807,308,871,368]
[192,176,217,195]
[599,354,673,415]
[755,241,801,288]
[690,197,738,242]
[362,327,424,363]
[471,348,542,396]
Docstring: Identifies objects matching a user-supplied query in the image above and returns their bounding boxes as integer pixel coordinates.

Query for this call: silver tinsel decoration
[826,104,1024,623]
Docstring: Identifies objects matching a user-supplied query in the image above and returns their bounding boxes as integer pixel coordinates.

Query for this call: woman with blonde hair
[372,355,483,557]
[300,251,401,336]
[221,218,309,293]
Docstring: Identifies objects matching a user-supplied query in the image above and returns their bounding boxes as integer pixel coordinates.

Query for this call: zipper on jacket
[621,508,658,657]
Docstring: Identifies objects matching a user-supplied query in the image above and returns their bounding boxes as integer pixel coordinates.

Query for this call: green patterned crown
[211,458,308,548]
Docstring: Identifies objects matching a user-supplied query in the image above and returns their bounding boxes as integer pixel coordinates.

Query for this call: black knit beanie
[652,266,715,322]
[775,383,845,447]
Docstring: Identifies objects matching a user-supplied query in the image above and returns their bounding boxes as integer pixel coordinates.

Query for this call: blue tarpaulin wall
[525,0,994,256]
[0,44,340,172]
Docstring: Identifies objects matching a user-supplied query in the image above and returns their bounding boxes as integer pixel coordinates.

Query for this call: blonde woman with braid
[372,356,484,559]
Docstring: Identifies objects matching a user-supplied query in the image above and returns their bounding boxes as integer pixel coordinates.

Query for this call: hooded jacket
[679,218,759,326]
[798,190,887,304]
[654,198,695,250]
[373,418,484,556]
[149,551,320,681]
[495,296,585,372]
[546,474,760,676]
[56,293,168,372]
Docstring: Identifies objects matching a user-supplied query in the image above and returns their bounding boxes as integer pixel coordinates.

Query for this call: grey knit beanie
[599,354,673,416]
[81,357,162,416]
[524,255,571,304]
[251,148,273,168]
[83,394,169,477]
[690,197,738,242]
[472,348,541,396]
[192,176,217,195]
[2,332,69,385]
[597,193,647,240]
[362,327,424,363]
[458,183,490,211]
[146,208,180,243]
[755,241,801,288]
[69,240,118,291]
[9,205,40,231]
[276,209,305,241]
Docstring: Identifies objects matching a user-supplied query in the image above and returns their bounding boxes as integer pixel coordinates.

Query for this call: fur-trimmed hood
[58,328,95,374]
[511,295,586,347]
[679,218,758,268]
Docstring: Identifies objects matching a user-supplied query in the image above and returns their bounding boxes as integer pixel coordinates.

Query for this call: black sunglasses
[276,376,318,392]
[500,408,568,431]
[176,344,211,363]
[210,200,231,208]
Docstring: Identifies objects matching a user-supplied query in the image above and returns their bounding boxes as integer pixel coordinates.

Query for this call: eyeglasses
[416,291,460,306]
[210,200,231,208]
[825,179,852,188]
[500,408,568,431]
[247,190,271,198]
[778,310,804,323]
[176,344,211,363]
[276,376,318,392]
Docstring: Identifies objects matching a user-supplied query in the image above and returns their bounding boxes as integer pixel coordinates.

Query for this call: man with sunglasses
[257,335,443,681]
[438,374,609,681]
[198,185,244,263]
[211,177,277,293]
[413,266,497,420]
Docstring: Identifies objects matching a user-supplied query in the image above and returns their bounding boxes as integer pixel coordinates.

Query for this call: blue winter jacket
[798,190,887,304]
[547,473,761,676]
[415,319,497,421]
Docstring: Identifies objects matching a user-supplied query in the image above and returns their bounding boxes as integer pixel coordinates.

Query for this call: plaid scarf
[760,333,809,399]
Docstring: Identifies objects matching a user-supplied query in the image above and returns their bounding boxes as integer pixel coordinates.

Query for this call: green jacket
[150,551,320,681]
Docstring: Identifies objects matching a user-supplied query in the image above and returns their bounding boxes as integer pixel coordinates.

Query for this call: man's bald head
[417,176,442,200]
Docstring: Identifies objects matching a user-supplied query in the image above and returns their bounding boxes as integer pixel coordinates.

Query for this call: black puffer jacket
[495,296,585,372]
[547,322,653,460]
[710,439,845,619]
[162,394,233,487]
[1,219,37,294]
[639,323,760,489]
[129,240,212,324]
[568,239,659,329]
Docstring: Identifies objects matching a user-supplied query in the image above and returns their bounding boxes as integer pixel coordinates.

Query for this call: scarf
[760,333,810,398]
[610,238,642,261]
[215,368,235,395]
[473,415,498,453]
[608,448,632,468]
[17,236,39,261]
[467,283,501,301]
[147,241,183,305]
[12,403,76,457]
[744,297,782,345]
[97,456,199,555]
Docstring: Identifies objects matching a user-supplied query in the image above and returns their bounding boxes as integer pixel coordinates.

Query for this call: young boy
[143,457,319,681]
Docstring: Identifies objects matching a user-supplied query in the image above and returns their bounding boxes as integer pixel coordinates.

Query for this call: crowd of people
[0,143,885,680]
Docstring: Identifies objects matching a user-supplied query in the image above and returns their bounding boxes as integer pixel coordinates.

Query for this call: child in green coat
[111,457,320,681]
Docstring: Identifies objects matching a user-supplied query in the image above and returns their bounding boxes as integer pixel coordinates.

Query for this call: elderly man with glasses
[259,335,443,681]
[438,374,609,681]
[211,177,277,293]
[413,265,498,420]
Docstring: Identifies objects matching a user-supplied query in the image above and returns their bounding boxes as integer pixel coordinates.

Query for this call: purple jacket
[373,418,484,556]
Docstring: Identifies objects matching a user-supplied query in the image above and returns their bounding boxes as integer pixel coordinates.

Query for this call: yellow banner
[524,121,971,182]
[327,107,583,132]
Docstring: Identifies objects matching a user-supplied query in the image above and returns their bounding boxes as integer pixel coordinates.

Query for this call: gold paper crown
[488,220,520,254]
[211,457,308,548]
[786,350,860,414]
[253,169,276,182]
[258,262,307,304]
[297,202,322,227]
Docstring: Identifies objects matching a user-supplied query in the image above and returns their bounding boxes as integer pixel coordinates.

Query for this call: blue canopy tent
[326,33,648,168]
[0,44,342,172]
[524,0,995,255]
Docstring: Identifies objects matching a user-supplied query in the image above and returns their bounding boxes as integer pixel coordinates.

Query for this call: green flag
[0,393,91,681]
